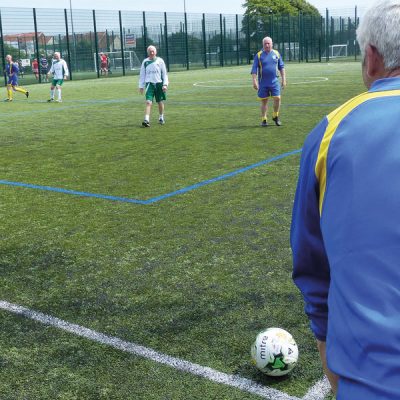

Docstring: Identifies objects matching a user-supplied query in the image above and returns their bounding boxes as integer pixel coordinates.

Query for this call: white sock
[57,88,62,100]
[159,114,164,120]
[50,89,54,99]
[145,114,149,122]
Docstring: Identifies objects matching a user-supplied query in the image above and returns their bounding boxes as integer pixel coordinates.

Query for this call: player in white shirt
[139,45,169,127]
[47,52,69,103]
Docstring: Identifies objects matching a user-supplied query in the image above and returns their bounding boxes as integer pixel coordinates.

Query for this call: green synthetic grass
[0,62,364,399]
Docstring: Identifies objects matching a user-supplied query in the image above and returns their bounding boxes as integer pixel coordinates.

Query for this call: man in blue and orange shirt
[4,55,29,102]
[291,0,400,398]
[251,36,286,127]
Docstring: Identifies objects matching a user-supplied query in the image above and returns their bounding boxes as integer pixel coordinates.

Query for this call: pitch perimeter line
[0,179,147,205]
[0,300,329,400]
[0,149,302,205]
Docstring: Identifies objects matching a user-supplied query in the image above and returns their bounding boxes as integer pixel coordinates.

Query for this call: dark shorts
[258,81,281,99]
[7,77,18,86]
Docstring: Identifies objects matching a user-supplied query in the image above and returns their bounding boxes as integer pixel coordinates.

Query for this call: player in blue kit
[4,54,29,102]
[251,36,286,127]
[291,1,400,398]
[40,54,49,82]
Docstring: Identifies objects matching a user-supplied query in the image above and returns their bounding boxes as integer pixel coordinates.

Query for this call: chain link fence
[0,6,364,86]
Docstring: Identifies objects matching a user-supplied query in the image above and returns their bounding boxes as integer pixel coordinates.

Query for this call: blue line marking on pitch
[0,180,148,204]
[0,149,302,205]
[144,149,302,204]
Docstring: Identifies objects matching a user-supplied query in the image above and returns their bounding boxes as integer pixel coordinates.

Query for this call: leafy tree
[243,0,320,17]
[241,0,320,59]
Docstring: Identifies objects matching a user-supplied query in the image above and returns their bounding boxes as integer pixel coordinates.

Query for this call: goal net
[329,44,348,58]
[93,50,141,72]
[284,42,300,60]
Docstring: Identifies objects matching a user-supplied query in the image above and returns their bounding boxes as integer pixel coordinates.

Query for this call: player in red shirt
[32,58,39,79]
[100,52,109,76]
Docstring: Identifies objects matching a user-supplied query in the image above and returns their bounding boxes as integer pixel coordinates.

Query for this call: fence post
[202,13,207,68]
[219,14,224,66]
[235,14,239,65]
[33,8,42,83]
[305,39,308,62]
[58,34,63,57]
[142,11,147,57]
[64,9,73,80]
[118,11,126,76]
[44,35,48,57]
[287,14,291,61]
[223,16,227,64]
[93,10,100,78]
[111,30,115,52]
[347,17,351,54]
[58,34,62,57]
[298,12,302,62]
[17,37,21,59]
[354,6,358,61]
[184,12,190,70]
[318,15,324,62]
[309,15,313,60]
[325,8,329,61]
[164,12,170,71]
[246,15,251,64]
[106,29,110,52]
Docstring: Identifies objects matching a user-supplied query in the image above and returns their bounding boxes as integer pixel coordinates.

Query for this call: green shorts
[145,82,166,103]
[52,79,64,87]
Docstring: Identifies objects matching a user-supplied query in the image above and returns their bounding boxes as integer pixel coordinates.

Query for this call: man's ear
[365,44,385,78]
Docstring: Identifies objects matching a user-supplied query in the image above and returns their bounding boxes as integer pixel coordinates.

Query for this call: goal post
[284,42,300,61]
[329,44,348,58]
[93,50,141,72]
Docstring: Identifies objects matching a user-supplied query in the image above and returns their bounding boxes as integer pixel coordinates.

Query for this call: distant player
[4,54,29,102]
[139,45,169,127]
[17,59,24,78]
[47,52,69,103]
[251,36,286,127]
[40,54,49,82]
[32,58,39,79]
[100,52,109,76]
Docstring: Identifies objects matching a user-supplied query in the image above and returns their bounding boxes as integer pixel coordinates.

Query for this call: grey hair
[356,0,400,69]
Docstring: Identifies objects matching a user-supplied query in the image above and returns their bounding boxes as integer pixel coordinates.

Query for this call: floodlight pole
[69,0,75,37]
[69,0,77,70]
[183,0,186,14]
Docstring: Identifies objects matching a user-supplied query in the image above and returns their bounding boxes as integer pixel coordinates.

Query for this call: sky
[3,0,378,15]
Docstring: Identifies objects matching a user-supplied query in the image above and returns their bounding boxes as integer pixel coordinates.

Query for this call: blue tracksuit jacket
[291,77,400,399]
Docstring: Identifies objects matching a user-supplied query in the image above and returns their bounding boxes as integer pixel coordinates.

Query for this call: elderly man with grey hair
[291,0,400,398]
[47,52,69,103]
[251,36,286,127]
[139,45,169,127]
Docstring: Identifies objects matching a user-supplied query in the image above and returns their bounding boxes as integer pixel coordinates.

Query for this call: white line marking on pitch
[302,376,331,400]
[0,300,329,400]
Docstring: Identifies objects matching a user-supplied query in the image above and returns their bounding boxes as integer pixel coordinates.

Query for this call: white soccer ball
[251,327,298,376]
